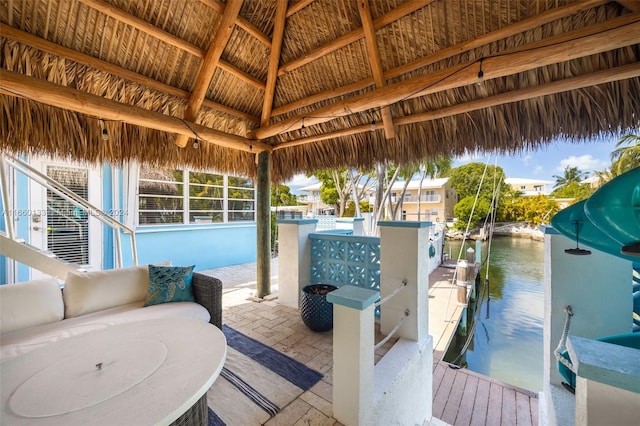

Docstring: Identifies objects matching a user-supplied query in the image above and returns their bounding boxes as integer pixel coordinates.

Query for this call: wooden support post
[256,151,271,298]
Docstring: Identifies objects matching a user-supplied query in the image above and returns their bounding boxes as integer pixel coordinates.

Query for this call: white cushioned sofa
[0,265,222,361]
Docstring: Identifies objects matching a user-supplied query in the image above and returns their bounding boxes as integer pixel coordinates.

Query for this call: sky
[284,135,621,193]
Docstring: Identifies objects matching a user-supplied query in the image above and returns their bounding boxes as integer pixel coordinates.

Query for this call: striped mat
[207,325,324,425]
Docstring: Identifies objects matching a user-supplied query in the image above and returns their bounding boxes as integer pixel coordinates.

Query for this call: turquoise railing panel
[310,232,381,291]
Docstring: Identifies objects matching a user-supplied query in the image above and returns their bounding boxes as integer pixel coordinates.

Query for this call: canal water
[443,236,544,392]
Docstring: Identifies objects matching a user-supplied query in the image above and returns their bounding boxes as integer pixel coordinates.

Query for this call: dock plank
[486,382,503,426]
[501,387,517,426]
[442,370,467,425]
[433,361,447,395]
[529,394,539,426]
[516,391,533,426]
[455,374,479,426]
[433,363,457,419]
[469,378,490,426]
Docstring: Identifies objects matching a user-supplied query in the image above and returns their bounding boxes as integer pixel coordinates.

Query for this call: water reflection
[443,237,544,392]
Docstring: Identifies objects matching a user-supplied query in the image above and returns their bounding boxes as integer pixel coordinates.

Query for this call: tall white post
[277,219,317,308]
[327,286,378,426]
[379,221,431,342]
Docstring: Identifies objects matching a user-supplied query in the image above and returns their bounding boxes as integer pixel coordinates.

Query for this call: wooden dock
[432,360,539,426]
[428,263,539,426]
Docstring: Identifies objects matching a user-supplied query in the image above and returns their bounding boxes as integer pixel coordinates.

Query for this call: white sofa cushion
[0,301,210,360]
[63,265,150,318]
[0,278,64,334]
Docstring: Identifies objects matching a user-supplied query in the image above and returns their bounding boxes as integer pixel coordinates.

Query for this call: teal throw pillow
[144,265,195,307]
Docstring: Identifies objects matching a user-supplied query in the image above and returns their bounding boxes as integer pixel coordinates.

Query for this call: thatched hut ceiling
[1,0,639,182]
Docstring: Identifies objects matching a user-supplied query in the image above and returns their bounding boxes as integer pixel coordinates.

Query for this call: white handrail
[2,155,138,266]
[374,309,409,351]
[375,279,407,308]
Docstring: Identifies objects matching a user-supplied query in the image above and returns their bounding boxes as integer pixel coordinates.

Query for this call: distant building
[297,182,334,216]
[505,177,553,196]
[389,178,457,222]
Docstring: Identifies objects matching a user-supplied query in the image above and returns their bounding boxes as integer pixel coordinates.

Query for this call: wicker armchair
[191,273,223,329]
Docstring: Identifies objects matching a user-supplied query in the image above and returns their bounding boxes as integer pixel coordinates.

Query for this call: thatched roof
[1,0,639,182]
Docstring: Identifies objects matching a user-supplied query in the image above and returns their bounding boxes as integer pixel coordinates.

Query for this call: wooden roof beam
[278,0,435,76]
[271,0,607,117]
[0,69,270,153]
[287,0,315,17]
[617,1,640,13]
[260,0,288,126]
[198,0,272,47]
[358,0,395,139]
[250,14,640,139]
[175,0,243,148]
[78,0,265,91]
[0,24,259,123]
[272,63,640,150]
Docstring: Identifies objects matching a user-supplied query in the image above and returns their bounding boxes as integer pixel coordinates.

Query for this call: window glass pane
[189,212,223,223]
[229,211,254,221]
[228,188,254,200]
[229,200,254,211]
[189,198,223,211]
[138,167,183,225]
[228,176,253,188]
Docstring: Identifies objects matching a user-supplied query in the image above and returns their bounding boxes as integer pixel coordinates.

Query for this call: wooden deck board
[486,382,503,426]
[433,362,457,419]
[470,378,490,426]
[454,374,479,426]
[432,361,539,426]
[442,370,467,424]
[501,387,517,426]
[516,391,533,426]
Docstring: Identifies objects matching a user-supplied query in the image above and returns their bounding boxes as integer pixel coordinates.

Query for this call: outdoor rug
[207,325,324,425]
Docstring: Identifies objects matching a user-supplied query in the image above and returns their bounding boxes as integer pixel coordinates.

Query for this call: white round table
[1,318,226,425]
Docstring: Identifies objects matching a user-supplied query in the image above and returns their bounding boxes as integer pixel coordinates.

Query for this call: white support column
[541,225,632,426]
[327,286,378,426]
[379,221,431,342]
[277,219,317,308]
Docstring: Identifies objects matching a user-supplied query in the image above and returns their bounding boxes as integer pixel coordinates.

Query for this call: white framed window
[137,166,255,226]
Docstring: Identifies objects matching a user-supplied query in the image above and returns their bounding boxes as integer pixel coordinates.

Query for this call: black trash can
[300,284,338,332]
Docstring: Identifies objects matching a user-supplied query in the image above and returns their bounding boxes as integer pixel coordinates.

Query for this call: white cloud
[284,174,317,187]
[533,165,543,175]
[522,154,532,166]
[555,155,608,173]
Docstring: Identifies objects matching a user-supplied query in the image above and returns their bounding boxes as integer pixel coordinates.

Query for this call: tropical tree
[448,163,506,200]
[552,166,589,189]
[550,180,594,201]
[271,184,298,206]
[610,134,640,176]
[453,196,491,230]
[448,162,506,230]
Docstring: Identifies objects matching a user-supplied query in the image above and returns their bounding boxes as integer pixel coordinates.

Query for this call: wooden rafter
[278,0,435,76]
[271,0,607,117]
[175,1,243,148]
[261,0,288,127]
[198,0,271,47]
[0,69,271,153]
[272,63,640,150]
[286,0,315,17]
[77,0,265,91]
[0,24,259,123]
[617,0,640,13]
[358,0,394,139]
[250,14,640,139]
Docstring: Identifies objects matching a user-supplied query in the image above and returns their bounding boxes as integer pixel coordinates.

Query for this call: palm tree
[611,134,640,176]
[552,166,589,189]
